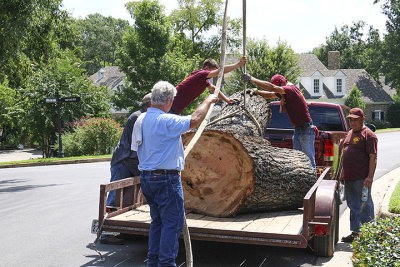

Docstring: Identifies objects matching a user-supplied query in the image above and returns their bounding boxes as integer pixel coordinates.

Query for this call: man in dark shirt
[241,73,316,169]
[100,93,151,244]
[170,56,246,114]
[340,107,377,242]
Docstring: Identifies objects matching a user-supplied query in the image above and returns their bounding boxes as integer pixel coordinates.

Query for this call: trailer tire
[313,199,337,257]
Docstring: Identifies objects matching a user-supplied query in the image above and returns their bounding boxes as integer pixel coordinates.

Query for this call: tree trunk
[181,93,316,217]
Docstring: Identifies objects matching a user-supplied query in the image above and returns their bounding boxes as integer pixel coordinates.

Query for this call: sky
[61,0,388,53]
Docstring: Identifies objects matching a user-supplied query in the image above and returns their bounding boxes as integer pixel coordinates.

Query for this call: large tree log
[181,93,316,217]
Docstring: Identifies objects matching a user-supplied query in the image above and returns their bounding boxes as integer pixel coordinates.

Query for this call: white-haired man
[137,81,218,266]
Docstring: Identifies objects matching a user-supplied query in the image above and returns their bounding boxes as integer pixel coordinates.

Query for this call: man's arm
[251,89,279,100]
[364,153,377,186]
[248,76,286,95]
[190,94,219,128]
[206,56,247,78]
[207,84,237,103]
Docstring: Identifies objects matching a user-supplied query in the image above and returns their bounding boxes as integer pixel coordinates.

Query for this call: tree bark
[181,93,316,217]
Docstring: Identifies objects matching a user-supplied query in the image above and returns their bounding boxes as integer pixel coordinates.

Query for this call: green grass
[389,180,400,214]
[376,127,400,132]
[0,154,112,165]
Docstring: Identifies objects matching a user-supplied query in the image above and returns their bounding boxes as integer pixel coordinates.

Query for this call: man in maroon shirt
[340,107,377,242]
[241,73,316,169]
[170,56,246,115]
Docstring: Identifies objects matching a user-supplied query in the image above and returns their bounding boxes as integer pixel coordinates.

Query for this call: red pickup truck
[264,101,350,179]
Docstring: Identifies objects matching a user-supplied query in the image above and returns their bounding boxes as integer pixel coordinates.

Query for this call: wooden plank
[281,214,304,235]
[242,211,281,232]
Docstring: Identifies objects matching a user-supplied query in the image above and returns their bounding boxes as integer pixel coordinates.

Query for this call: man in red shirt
[170,56,246,114]
[241,73,316,169]
[340,108,377,242]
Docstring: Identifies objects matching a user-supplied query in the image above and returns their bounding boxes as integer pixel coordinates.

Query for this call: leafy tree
[345,85,366,110]
[387,102,400,127]
[227,39,301,94]
[20,50,111,157]
[0,0,78,87]
[75,14,130,75]
[169,0,242,59]
[374,0,400,93]
[312,21,383,80]
[0,79,23,147]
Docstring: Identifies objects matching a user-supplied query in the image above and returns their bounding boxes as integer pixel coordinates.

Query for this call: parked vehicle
[264,101,350,180]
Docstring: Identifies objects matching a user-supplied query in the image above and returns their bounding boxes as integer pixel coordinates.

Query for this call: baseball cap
[141,93,152,104]
[347,108,365,119]
[270,74,288,86]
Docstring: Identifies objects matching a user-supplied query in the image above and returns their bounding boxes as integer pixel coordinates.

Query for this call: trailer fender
[314,180,338,218]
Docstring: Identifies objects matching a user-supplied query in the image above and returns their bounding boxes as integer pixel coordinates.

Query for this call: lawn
[389,180,400,214]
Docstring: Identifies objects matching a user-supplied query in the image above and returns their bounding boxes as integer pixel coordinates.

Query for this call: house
[298,51,394,122]
[89,66,129,117]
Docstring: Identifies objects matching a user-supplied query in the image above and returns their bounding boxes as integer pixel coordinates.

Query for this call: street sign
[45,98,57,103]
[61,96,81,102]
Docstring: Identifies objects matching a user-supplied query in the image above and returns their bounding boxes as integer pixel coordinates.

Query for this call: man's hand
[238,56,247,67]
[241,73,251,83]
[207,94,219,104]
[226,98,240,104]
[243,88,258,96]
[364,177,373,187]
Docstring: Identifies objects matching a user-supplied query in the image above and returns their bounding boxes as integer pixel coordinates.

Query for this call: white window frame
[313,79,320,94]
[336,78,342,93]
[373,110,382,121]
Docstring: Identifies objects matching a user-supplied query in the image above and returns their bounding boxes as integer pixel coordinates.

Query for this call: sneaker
[99,235,124,245]
[341,232,358,242]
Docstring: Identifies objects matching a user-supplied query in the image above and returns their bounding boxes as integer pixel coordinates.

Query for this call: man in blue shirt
[138,81,218,267]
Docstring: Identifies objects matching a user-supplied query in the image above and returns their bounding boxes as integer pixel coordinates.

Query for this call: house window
[313,79,320,93]
[337,79,342,93]
[372,110,384,121]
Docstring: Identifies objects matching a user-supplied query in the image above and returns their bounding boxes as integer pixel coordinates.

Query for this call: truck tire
[313,199,337,257]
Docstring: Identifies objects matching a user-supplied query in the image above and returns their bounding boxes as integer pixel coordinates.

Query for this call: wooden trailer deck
[109,205,304,235]
[98,167,335,248]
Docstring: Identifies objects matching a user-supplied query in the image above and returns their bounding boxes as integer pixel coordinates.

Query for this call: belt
[295,120,312,129]
[142,169,180,175]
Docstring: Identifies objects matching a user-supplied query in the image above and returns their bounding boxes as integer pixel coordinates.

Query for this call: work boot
[341,232,358,242]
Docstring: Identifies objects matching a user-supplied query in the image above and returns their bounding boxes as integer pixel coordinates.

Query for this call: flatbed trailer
[94,167,339,257]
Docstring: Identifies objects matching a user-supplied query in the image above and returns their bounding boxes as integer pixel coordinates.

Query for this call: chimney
[328,51,340,70]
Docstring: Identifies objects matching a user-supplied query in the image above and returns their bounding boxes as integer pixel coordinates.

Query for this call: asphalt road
[0,130,398,267]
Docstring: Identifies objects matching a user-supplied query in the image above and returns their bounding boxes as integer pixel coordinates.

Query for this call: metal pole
[56,88,64,158]
[242,0,247,107]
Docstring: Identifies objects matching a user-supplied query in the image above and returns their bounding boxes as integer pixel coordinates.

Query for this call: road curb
[0,157,111,169]
[378,168,400,218]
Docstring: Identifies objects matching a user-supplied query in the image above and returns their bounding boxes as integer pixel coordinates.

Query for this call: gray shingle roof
[89,66,126,90]
[299,54,393,103]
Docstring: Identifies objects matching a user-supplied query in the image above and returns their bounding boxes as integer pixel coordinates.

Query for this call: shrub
[352,217,400,266]
[388,102,400,128]
[366,119,392,130]
[61,117,123,156]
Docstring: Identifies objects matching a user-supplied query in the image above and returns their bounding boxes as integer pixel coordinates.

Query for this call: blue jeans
[293,125,316,169]
[106,161,132,206]
[140,172,185,267]
[345,179,374,233]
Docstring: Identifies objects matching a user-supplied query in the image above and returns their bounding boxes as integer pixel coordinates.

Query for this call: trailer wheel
[313,200,337,257]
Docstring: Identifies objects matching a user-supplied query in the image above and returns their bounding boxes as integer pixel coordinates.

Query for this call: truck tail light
[324,139,334,162]
[314,225,327,236]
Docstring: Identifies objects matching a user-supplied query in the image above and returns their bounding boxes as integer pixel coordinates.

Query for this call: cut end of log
[182,130,255,217]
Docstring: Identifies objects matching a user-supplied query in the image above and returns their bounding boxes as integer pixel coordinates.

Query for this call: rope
[90,212,109,262]
[182,1,229,266]
[242,0,247,107]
